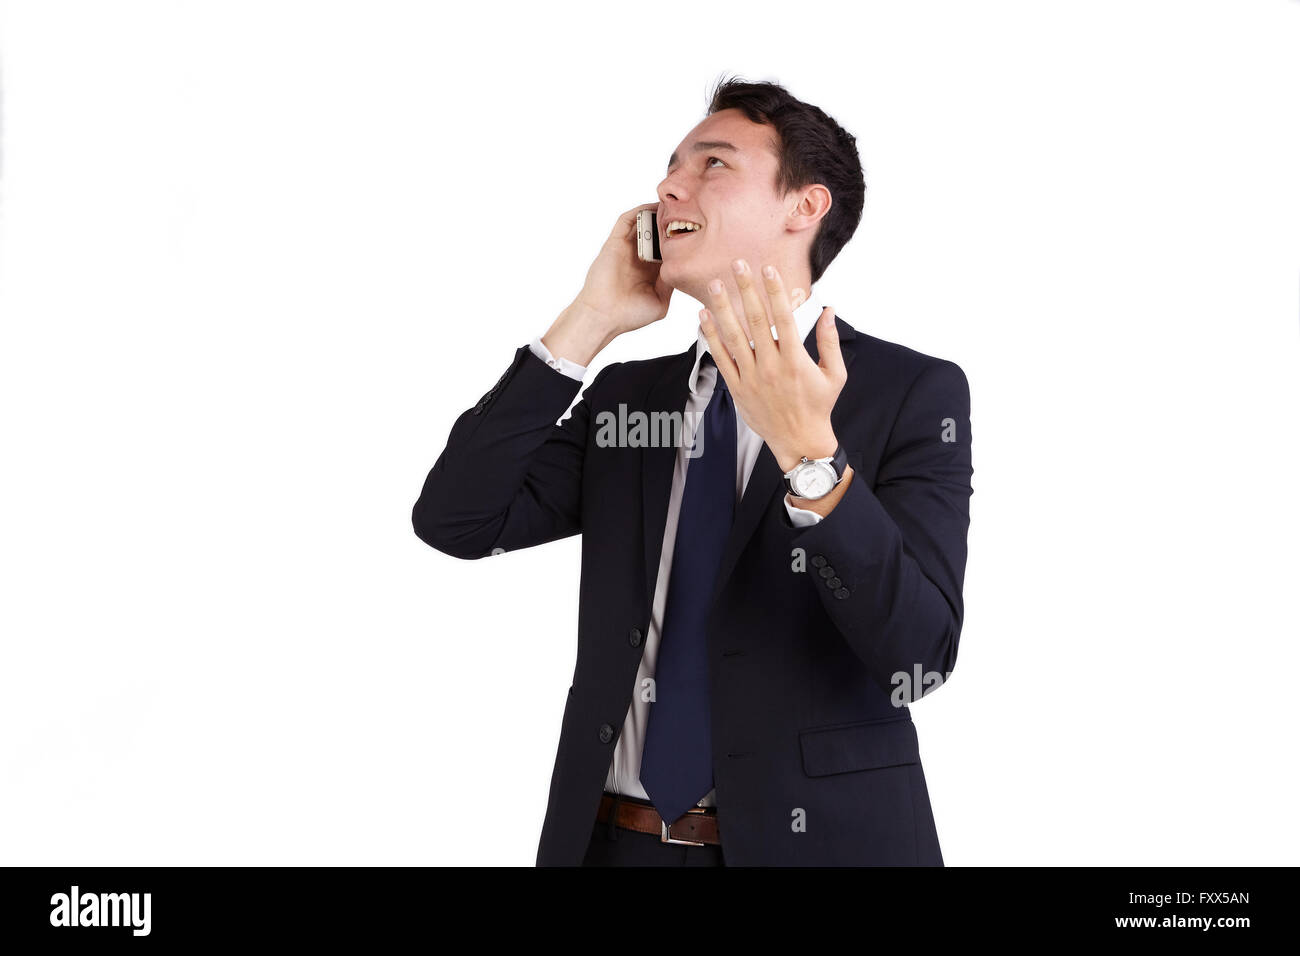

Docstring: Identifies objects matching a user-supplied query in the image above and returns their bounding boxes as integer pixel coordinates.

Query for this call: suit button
[819,566,836,579]
[629,626,642,647]
[833,587,850,599]
[598,723,615,744]
[827,576,842,589]
[811,555,827,568]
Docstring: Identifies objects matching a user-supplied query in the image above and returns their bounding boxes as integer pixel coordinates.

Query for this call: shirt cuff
[784,493,824,526]
[529,336,587,382]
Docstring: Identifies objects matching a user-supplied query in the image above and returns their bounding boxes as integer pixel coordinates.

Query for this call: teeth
[667,220,703,235]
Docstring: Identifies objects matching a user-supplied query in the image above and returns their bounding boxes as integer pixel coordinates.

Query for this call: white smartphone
[635,209,661,262]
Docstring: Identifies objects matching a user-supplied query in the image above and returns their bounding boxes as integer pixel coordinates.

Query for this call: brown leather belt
[597,793,721,846]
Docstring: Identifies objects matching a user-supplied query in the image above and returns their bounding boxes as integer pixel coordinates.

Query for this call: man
[412,77,973,866]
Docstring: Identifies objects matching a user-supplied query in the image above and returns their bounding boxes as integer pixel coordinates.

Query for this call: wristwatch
[783,445,849,500]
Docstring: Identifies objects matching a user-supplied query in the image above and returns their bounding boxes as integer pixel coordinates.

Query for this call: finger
[704,277,756,379]
[698,306,742,391]
[616,201,663,238]
[815,307,846,379]
[731,258,778,364]
[758,264,800,364]
[622,201,661,220]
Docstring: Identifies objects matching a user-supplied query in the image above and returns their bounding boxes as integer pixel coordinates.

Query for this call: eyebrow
[667,140,740,173]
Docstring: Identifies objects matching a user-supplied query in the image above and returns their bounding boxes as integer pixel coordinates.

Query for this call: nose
[657,170,685,206]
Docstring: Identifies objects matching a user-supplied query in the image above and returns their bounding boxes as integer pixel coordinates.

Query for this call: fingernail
[762,265,776,279]
[732,259,745,274]
[708,278,723,294]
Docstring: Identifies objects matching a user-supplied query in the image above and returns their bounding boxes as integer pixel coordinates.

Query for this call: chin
[660,261,707,303]
[658,259,690,292]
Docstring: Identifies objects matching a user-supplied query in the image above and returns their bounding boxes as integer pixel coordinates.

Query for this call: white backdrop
[1,0,1297,866]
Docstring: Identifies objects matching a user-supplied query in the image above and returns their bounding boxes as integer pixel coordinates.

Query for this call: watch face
[793,462,837,499]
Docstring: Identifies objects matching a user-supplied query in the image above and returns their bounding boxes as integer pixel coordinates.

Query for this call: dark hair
[705,74,865,285]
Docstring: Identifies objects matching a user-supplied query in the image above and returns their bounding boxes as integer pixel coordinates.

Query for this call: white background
[1,0,1297,866]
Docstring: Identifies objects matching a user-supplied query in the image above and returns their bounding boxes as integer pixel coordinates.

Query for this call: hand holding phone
[567,203,672,339]
[540,203,672,367]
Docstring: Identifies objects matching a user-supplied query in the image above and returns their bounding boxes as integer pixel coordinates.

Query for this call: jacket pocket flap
[799,716,920,777]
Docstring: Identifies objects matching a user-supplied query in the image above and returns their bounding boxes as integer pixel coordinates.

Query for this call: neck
[683,273,813,310]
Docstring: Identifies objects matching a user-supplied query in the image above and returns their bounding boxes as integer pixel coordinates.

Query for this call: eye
[707,156,726,168]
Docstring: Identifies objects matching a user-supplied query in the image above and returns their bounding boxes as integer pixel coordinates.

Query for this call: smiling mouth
[665,229,701,241]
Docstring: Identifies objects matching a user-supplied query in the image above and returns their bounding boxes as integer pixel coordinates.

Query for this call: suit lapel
[640,344,697,608]
[639,315,858,614]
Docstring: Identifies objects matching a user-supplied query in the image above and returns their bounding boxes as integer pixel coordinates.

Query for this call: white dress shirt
[528,290,830,808]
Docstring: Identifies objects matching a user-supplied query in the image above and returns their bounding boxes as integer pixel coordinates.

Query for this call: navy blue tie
[639,351,737,825]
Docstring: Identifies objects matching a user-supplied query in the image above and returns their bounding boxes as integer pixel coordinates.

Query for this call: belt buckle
[660,809,707,846]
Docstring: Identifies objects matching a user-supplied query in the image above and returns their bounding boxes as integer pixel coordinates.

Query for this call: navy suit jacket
[412,314,973,865]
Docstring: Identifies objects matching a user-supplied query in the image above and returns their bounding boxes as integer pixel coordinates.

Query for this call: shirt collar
[688,288,826,398]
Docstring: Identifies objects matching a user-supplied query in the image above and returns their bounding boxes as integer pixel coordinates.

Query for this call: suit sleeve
[411,344,617,559]
[791,359,973,695]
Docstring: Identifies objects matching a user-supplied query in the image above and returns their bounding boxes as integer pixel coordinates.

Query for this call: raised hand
[697,258,845,474]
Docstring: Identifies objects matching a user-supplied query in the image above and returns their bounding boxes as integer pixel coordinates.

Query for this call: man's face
[656,108,810,307]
